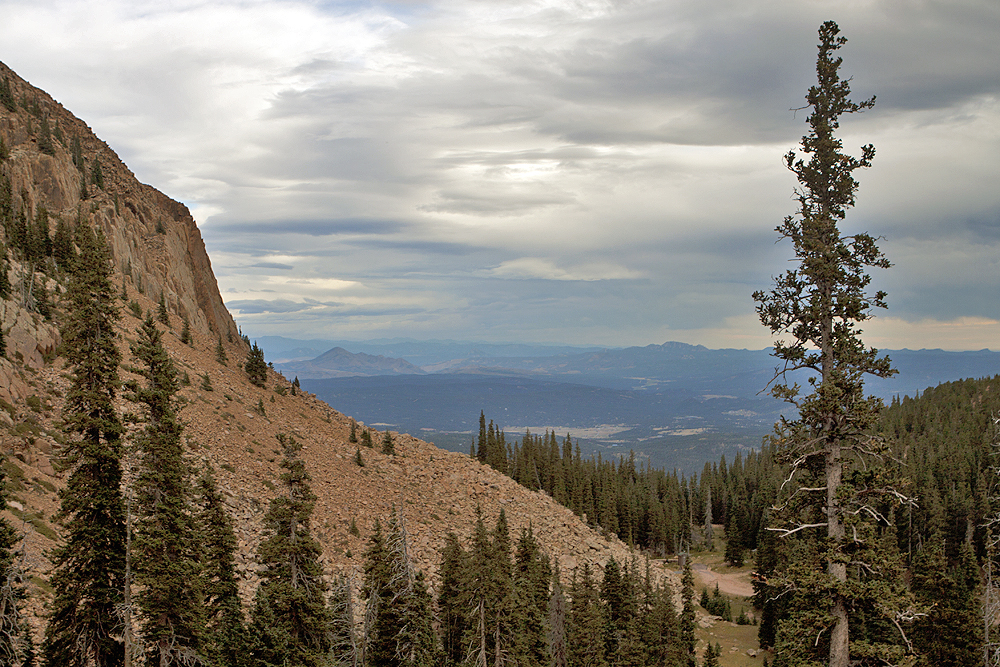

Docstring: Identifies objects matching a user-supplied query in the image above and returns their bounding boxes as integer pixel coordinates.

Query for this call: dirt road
[692,563,754,598]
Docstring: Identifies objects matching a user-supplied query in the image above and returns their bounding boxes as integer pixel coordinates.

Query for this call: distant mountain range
[278,347,424,379]
[270,337,1000,402]
[267,338,1000,471]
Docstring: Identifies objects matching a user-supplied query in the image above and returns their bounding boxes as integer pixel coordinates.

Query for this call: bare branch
[766,522,828,538]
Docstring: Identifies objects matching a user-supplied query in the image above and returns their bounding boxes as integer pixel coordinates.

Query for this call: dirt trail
[692,563,754,598]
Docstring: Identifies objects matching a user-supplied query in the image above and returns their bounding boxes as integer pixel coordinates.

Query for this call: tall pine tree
[752,21,915,667]
[43,225,126,667]
[128,315,206,664]
[250,433,331,667]
[195,465,249,667]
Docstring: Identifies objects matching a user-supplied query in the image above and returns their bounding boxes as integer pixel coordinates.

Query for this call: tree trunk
[827,440,848,667]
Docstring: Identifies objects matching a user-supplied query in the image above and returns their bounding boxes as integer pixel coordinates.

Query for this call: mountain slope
[0,62,675,636]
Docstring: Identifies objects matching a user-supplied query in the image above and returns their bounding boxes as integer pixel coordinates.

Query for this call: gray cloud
[3,0,998,348]
[211,218,409,236]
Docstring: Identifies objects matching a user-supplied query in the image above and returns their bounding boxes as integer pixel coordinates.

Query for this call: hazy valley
[268,336,1000,471]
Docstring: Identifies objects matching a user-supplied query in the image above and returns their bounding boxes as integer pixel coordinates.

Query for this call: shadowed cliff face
[0,61,236,343]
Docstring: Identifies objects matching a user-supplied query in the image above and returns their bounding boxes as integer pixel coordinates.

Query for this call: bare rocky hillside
[0,62,678,636]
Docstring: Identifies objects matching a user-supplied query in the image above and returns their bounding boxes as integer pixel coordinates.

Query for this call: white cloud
[488,257,644,281]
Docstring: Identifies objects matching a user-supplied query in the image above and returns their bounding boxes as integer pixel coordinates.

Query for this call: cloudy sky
[2,0,998,349]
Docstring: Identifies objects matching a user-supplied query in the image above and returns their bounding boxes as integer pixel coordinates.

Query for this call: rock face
[0,61,237,343]
[0,62,679,635]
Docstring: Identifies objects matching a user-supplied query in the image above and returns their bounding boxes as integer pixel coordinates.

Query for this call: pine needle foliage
[752,21,917,667]
[127,315,206,665]
[195,466,249,667]
[250,433,331,667]
[679,559,696,667]
[244,342,267,387]
[567,564,607,667]
[215,336,228,366]
[42,224,126,667]
[361,513,437,667]
[156,292,169,325]
[381,430,395,456]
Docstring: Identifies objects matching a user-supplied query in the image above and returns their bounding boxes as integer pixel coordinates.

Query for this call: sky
[1,0,998,350]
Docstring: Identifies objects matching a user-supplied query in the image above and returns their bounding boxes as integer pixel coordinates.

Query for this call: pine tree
[703,484,714,551]
[362,519,392,667]
[349,420,358,444]
[567,563,607,667]
[329,574,360,667]
[548,569,568,667]
[385,515,438,666]
[39,116,55,156]
[751,21,914,667]
[91,159,104,190]
[382,430,395,456]
[0,452,31,665]
[911,536,982,666]
[52,217,75,270]
[702,642,720,667]
[0,77,15,113]
[215,336,228,366]
[679,559,696,667]
[42,225,126,667]
[600,556,626,660]
[362,515,438,667]
[71,134,83,170]
[0,262,9,301]
[127,314,206,664]
[437,532,467,666]
[195,465,249,667]
[250,433,331,667]
[180,315,192,345]
[156,292,169,324]
[514,526,551,667]
[245,342,267,387]
[645,582,681,667]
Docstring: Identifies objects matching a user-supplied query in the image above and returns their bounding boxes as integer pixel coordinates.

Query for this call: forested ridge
[473,370,1000,664]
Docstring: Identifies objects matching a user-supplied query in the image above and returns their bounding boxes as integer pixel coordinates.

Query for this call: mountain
[268,337,1000,403]
[0,62,667,638]
[256,335,607,367]
[276,346,426,378]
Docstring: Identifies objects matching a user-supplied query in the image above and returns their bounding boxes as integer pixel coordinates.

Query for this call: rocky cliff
[0,62,678,634]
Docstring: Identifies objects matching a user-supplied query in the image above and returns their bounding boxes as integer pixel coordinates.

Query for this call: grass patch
[696,620,763,667]
[2,460,26,491]
[30,575,54,596]
[11,507,59,541]
[31,477,57,494]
